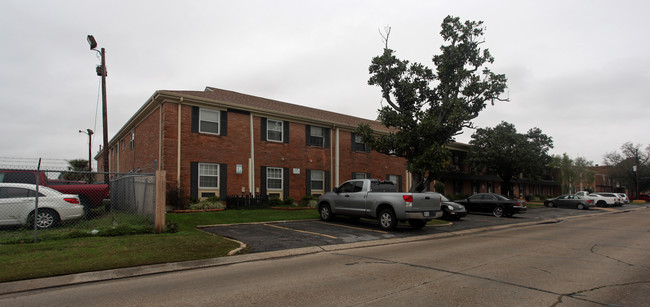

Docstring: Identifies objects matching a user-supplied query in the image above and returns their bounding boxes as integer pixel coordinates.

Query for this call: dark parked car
[439,195,467,220]
[544,194,594,210]
[455,193,527,217]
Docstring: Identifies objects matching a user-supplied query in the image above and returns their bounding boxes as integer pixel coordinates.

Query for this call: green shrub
[300,194,319,207]
[165,221,179,233]
[268,196,283,207]
[189,196,225,210]
[282,197,296,206]
[167,186,189,210]
[434,181,446,194]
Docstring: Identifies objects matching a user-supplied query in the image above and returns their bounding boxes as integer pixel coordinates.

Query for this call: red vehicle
[0,169,110,210]
[639,194,650,201]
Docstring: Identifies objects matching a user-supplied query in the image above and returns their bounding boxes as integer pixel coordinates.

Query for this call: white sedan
[0,183,85,229]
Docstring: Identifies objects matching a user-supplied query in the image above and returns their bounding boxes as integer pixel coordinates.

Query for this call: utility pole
[633,165,639,199]
[87,35,110,185]
[79,129,94,183]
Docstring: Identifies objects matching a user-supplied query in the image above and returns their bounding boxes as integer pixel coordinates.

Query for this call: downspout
[329,126,334,190]
[249,113,255,194]
[335,127,340,187]
[158,102,162,170]
[177,98,182,188]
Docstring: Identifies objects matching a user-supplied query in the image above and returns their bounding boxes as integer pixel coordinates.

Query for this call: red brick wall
[100,97,558,203]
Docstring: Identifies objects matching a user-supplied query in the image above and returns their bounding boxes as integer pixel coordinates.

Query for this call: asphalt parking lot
[201,205,643,253]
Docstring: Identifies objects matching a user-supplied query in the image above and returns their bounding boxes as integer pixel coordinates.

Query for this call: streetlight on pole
[79,129,94,184]
[79,129,93,172]
[87,35,109,185]
[633,165,639,199]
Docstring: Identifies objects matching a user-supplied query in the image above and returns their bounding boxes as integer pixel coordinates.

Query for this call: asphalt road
[202,205,635,253]
[2,206,648,306]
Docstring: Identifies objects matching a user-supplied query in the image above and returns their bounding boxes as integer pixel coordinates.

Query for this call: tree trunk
[501,180,512,197]
[410,173,432,193]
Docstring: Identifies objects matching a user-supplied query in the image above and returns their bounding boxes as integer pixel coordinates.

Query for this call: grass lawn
[0,208,448,283]
[0,209,319,283]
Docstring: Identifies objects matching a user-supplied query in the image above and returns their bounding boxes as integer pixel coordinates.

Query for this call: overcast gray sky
[1,0,648,169]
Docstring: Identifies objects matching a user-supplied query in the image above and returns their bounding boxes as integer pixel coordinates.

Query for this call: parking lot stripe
[316,221,389,234]
[264,223,338,239]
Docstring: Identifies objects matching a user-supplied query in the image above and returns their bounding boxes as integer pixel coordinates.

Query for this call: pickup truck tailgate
[411,193,441,211]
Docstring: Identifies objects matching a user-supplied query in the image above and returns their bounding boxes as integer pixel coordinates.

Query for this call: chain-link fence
[0,159,157,243]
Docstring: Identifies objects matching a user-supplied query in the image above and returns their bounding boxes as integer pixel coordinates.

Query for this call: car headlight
[446,205,454,211]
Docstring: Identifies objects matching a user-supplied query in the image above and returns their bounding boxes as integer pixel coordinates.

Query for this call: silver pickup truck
[317,179,442,230]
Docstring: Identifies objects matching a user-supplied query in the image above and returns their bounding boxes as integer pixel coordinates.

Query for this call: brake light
[403,195,413,207]
[64,198,80,204]
[587,199,594,203]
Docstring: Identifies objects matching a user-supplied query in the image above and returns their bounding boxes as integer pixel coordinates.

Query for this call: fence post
[155,170,166,233]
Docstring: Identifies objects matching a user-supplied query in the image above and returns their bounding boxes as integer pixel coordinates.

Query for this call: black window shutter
[190,162,198,200]
[305,125,311,146]
[219,163,227,199]
[386,174,403,192]
[324,128,330,148]
[305,169,311,195]
[220,111,228,136]
[261,118,267,141]
[351,132,356,151]
[283,167,290,199]
[325,170,331,192]
[283,121,290,144]
[191,106,199,133]
[260,166,267,196]
[367,172,371,179]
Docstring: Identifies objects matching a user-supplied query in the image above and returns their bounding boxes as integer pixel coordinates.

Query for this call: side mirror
[333,187,340,193]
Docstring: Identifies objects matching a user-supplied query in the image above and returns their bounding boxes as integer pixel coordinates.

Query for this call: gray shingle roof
[162,87,388,132]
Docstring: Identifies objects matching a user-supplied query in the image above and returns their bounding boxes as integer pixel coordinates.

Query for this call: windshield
[494,194,510,201]
[440,195,450,202]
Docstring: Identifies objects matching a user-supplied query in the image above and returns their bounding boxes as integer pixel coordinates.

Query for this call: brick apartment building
[96,87,558,203]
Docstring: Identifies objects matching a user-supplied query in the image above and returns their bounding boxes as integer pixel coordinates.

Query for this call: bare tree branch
[380,26,391,49]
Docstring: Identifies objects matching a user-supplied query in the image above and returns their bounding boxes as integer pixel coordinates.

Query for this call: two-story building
[96,86,559,203]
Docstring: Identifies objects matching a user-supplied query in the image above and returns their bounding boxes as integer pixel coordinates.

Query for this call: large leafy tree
[549,154,594,194]
[603,142,650,196]
[468,121,553,196]
[356,16,508,192]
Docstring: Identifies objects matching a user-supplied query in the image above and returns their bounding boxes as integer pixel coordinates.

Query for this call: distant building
[96,87,559,203]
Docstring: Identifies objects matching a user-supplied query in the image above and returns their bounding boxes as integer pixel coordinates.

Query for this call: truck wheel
[378,208,397,230]
[493,206,505,217]
[408,219,427,230]
[319,204,333,222]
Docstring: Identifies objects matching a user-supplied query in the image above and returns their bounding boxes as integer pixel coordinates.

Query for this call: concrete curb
[1,206,647,295]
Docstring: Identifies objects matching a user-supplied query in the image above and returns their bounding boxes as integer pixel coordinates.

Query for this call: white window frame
[130,131,135,149]
[267,167,283,190]
[353,173,367,179]
[310,126,324,147]
[198,163,219,189]
[199,108,220,135]
[310,170,324,191]
[354,134,367,152]
[267,119,283,142]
